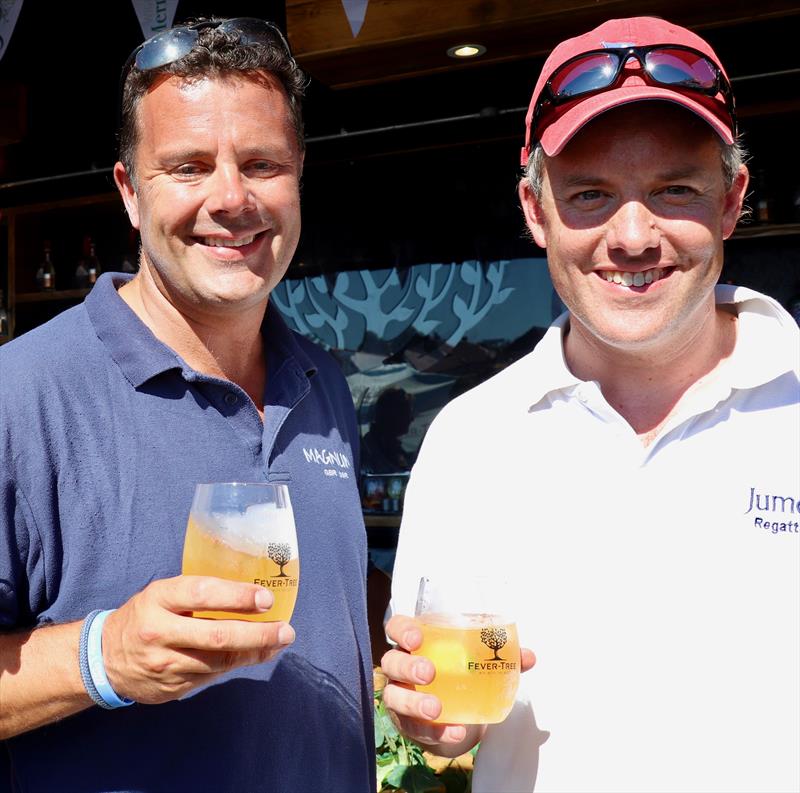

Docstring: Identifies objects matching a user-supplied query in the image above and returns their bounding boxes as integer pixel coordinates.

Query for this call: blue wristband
[79,609,107,708]
[80,609,135,709]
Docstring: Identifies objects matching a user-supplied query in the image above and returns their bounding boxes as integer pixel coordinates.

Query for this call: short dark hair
[118,19,307,185]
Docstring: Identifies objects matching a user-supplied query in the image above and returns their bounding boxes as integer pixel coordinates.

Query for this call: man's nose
[206,165,256,215]
[606,200,660,256]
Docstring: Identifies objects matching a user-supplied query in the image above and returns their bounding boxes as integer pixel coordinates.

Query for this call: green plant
[374,686,472,793]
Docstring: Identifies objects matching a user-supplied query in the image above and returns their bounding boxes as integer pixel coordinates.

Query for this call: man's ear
[519,179,547,249]
[114,162,140,230]
[722,164,749,240]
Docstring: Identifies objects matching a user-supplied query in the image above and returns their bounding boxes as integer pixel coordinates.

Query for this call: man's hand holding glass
[380,577,536,757]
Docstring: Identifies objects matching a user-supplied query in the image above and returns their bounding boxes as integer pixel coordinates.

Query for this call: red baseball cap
[520,17,736,165]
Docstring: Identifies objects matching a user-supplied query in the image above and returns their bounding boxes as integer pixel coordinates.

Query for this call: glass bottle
[86,240,102,285]
[36,243,56,291]
[753,170,772,224]
[0,289,8,336]
[75,236,101,288]
[74,257,89,289]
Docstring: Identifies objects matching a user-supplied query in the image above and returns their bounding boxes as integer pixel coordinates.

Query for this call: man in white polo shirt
[381,16,799,793]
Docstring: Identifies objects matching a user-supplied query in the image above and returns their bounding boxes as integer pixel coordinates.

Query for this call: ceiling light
[447,43,486,59]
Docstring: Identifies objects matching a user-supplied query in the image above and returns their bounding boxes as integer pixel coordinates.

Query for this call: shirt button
[224,392,239,406]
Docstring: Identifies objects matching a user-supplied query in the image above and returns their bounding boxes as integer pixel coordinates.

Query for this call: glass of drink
[181,482,299,622]
[412,576,520,724]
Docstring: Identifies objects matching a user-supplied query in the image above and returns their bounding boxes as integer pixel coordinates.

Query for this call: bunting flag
[131,0,180,40]
[0,0,24,62]
[341,0,369,38]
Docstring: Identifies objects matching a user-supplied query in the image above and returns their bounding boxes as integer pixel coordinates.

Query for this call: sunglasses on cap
[121,17,293,79]
[529,44,737,149]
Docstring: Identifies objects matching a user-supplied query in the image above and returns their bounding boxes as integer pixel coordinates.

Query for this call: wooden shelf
[0,191,133,342]
[15,288,90,304]
[2,192,120,217]
[364,514,401,529]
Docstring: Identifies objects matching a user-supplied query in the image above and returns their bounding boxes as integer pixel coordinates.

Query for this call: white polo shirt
[391,285,800,793]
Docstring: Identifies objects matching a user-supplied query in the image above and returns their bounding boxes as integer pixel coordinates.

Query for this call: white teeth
[603,268,664,287]
[202,234,256,248]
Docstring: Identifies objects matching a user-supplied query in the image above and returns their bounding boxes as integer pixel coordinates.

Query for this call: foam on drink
[182,502,299,622]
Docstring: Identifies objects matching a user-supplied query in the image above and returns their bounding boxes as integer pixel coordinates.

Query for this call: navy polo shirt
[0,274,374,792]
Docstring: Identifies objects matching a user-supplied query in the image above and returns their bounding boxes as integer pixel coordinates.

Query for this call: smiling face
[114,71,303,317]
[520,103,747,357]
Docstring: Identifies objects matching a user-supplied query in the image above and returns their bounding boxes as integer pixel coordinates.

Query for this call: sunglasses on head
[121,17,293,78]
[529,44,737,148]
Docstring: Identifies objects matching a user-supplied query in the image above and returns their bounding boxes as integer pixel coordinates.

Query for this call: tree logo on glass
[268,543,292,577]
[480,627,508,660]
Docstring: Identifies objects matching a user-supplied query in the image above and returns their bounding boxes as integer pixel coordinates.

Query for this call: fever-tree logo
[480,627,508,660]
[268,543,292,577]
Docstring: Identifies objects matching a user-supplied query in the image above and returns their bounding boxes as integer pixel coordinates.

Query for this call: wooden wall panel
[286,0,800,88]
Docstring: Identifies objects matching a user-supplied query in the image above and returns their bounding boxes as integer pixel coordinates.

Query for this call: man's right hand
[381,614,536,758]
[102,575,295,704]
[380,615,485,757]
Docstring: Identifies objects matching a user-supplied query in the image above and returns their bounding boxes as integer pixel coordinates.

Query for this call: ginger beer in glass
[413,577,520,724]
[182,482,299,622]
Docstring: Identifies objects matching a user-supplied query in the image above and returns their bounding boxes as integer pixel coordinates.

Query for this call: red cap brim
[538,84,735,157]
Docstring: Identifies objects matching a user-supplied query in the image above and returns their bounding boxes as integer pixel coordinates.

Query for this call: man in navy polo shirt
[0,18,374,792]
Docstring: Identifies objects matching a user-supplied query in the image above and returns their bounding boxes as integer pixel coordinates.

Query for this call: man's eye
[575,190,604,202]
[663,185,694,196]
[174,164,204,176]
[248,161,278,175]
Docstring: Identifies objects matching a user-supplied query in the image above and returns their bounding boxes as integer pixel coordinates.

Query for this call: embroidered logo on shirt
[302,447,352,480]
[744,487,799,534]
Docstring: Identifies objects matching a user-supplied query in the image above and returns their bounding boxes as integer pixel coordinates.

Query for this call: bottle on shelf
[74,236,102,288]
[86,239,102,285]
[0,289,8,336]
[752,169,773,224]
[36,243,56,291]
[119,229,139,274]
[74,259,88,289]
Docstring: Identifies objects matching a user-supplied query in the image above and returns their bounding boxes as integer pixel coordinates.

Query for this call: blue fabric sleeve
[0,475,26,628]
[0,379,45,630]
[0,475,49,630]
